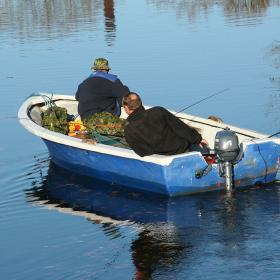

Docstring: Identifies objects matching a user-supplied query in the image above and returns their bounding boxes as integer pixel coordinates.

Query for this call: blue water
[1,0,280,279]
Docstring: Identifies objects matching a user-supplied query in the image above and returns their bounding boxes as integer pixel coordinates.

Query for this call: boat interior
[28,97,264,150]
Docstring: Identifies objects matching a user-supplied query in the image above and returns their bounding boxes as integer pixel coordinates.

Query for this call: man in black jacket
[122,92,209,157]
[75,58,129,120]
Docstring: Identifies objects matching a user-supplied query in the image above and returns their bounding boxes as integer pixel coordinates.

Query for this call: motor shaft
[224,161,234,191]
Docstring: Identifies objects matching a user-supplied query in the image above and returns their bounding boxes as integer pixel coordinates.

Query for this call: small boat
[18,93,280,197]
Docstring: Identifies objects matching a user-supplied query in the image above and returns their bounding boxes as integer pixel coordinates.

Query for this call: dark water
[1,0,280,279]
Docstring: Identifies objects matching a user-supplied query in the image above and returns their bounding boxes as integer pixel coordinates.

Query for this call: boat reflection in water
[26,162,203,227]
[25,162,205,278]
[25,162,280,279]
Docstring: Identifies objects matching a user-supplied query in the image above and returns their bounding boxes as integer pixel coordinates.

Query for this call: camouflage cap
[92,58,111,71]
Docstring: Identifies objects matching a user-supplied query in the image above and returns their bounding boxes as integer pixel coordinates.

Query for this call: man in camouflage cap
[92,57,111,71]
[75,57,130,121]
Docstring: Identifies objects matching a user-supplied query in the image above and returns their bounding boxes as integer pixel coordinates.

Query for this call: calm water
[1,0,280,279]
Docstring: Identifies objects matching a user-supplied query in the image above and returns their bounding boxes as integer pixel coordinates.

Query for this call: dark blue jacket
[75,71,129,120]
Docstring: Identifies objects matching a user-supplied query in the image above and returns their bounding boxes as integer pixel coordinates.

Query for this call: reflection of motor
[214,127,241,191]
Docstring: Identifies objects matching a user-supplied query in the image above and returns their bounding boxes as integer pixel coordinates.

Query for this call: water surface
[1,1,280,279]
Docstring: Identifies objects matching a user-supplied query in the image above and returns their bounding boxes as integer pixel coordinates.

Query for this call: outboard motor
[214,127,240,191]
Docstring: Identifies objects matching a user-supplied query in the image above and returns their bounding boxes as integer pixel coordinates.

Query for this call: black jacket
[75,72,129,120]
[124,106,202,157]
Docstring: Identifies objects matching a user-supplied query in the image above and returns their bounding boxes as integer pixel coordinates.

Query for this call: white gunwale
[18,93,279,166]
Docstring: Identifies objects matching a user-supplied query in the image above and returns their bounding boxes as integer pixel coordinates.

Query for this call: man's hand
[199,139,209,148]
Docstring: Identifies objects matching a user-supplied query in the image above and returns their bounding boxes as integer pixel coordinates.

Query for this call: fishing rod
[175,88,230,115]
[268,131,280,138]
[174,87,279,139]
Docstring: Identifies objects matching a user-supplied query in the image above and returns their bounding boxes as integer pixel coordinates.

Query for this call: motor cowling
[214,128,240,162]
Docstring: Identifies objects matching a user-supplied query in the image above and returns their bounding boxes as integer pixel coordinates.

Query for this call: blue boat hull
[43,139,280,197]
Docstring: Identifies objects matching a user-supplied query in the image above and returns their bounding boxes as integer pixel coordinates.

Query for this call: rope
[250,139,268,184]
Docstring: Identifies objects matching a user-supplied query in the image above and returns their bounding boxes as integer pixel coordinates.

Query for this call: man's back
[76,75,114,119]
[76,71,129,120]
[124,106,202,157]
